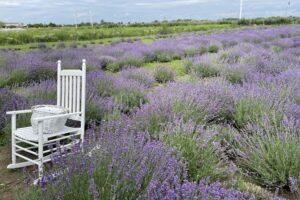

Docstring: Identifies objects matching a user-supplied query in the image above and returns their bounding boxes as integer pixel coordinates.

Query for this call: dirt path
[0,146,27,200]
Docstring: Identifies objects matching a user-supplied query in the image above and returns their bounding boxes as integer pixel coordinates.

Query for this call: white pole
[89,11,94,28]
[73,11,78,29]
[288,0,291,17]
[239,0,244,19]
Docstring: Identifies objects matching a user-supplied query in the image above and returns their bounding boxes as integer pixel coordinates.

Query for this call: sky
[0,0,299,24]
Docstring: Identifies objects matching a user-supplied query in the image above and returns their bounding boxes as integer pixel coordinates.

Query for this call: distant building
[4,22,26,28]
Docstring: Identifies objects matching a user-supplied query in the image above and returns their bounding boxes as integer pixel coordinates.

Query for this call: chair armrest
[6,110,32,115]
[33,112,82,122]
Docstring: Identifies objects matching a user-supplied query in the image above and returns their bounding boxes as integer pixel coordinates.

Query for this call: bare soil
[0,146,27,200]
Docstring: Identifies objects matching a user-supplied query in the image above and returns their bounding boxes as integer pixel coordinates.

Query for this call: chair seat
[14,126,81,142]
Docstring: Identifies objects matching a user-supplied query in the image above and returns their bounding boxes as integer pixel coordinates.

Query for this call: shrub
[20,121,256,200]
[69,42,77,48]
[86,96,119,124]
[236,117,300,192]
[233,98,282,129]
[56,42,66,49]
[208,45,219,53]
[20,122,185,200]
[162,120,225,182]
[226,70,244,84]
[37,43,47,50]
[27,67,56,83]
[0,89,27,145]
[119,68,155,88]
[25,80,57,105]
[107,57,144,72]
[184,46,207,57]
[95,77,114,98]
[98,56,116,69]
[190,63,220,78]
[112,87,147,113]
[154,66,176,83]
[0,70,29,88]
[294,96,300,104]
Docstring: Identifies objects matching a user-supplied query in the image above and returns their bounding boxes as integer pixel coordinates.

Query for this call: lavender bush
[236,116,300,192]
[20,121,257,200]
[153,66,176,83]
[1,25,299,199]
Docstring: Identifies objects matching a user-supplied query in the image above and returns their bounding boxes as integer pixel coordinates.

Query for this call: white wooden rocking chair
[6,59,86,177]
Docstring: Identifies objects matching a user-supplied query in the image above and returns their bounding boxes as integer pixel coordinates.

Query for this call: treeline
[237,16,300,25]
[0,17,299,46]
[24,17,300,28]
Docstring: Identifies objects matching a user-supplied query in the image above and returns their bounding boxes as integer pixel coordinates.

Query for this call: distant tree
[48,22,57,27]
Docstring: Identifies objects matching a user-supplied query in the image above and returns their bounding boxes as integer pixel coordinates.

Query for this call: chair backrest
[56,59,86,117]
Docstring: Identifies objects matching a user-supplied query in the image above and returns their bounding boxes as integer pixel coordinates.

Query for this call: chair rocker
[6,59,86,177]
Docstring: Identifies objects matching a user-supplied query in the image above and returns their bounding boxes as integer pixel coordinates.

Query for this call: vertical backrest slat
[76,76,81,112]
[73,76,76,113]
[61,76,65,107]
[69,76,73,112]
[65,76,69,110]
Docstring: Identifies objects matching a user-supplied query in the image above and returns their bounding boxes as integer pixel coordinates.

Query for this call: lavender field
[1,25,300,199]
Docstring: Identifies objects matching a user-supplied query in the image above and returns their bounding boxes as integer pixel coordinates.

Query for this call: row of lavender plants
[1,25,300,199]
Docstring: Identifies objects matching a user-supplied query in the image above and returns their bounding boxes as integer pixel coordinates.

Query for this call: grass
[0,24,234,50]
[0,35,157,51]
[144,60,186,76]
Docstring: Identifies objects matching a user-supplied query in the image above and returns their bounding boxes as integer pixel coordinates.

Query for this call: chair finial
[82,59,86,70]
[57,60,61,70]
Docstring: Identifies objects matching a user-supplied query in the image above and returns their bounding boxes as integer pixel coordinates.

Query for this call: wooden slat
[61,76,65,107]
[77,77,81,112]
[73,76,76,113]
[65,76,69,109]
[57,74,61,106]
[60,70,82,76]
[69,76,73,112]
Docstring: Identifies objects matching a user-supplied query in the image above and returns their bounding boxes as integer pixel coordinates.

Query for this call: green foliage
[236,120,300,190]
[27,67,57,83]
[0,70,29,88]
[233,98,282,129]
[173,100,206,124]
[112,88,147,113]
[163,133,223,181]
[208,45,219,53]
[191,63,220,78]
[270,46,282,53]
[19,151,152,200]
[0,23,234,46]
[233,99,265,129]
[96,78,114,97]
[37,43,47,49]
[153,66,176,83]
[184,46,207,57]
[1,114,31,146]
[107,57,144,72]
[294,95,300,104]
[56,42,66,49]
[226,70,244,84]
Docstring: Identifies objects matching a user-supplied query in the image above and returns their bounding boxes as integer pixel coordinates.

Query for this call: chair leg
[38,121,44,178]
[38,163,43,178]
[11,114,17,165]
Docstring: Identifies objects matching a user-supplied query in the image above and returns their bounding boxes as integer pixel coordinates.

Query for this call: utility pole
[239,0,244,19]
[73,10,78,29]
[287,0,291,17]
[89,10,94,28]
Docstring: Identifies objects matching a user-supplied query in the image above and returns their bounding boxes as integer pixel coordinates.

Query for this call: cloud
[135,0,213,7]
[0,0,299,24]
